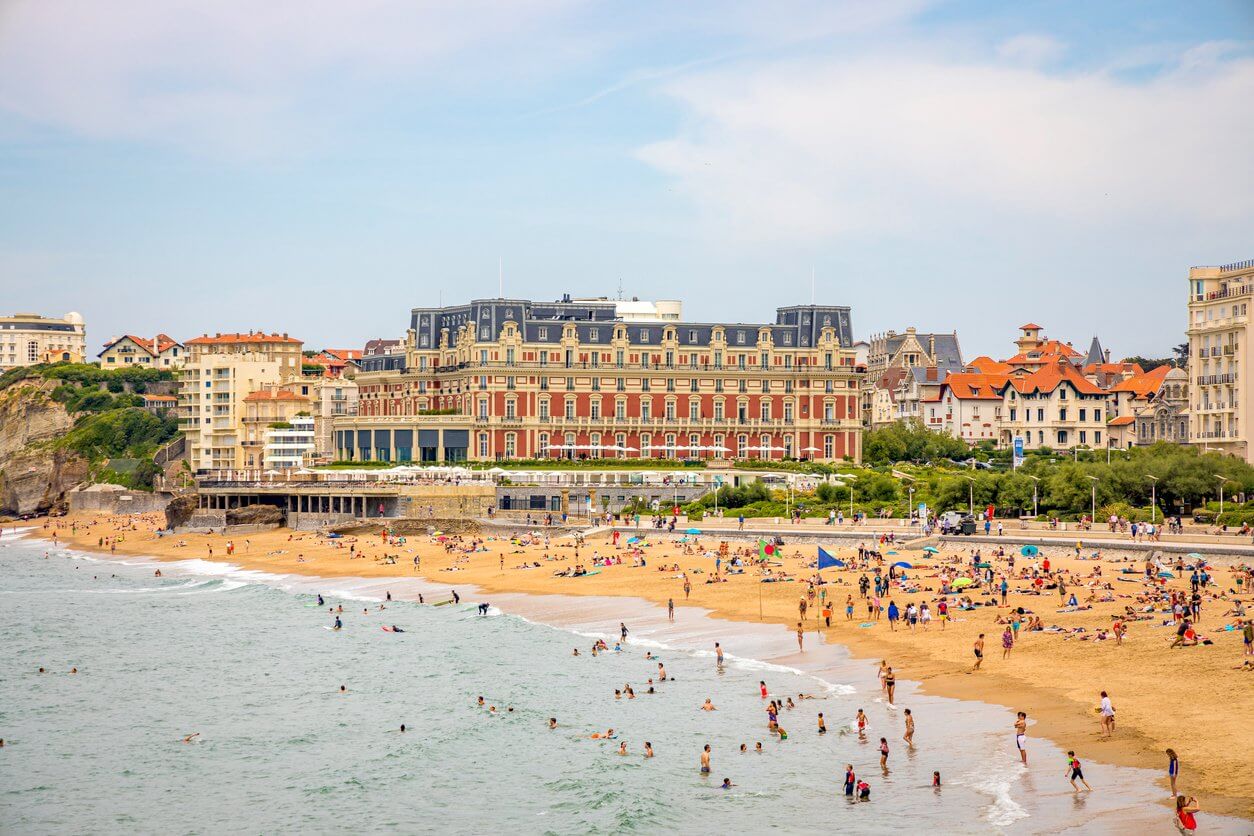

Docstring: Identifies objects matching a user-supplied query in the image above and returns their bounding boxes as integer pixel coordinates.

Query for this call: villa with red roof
[99,334,184,368]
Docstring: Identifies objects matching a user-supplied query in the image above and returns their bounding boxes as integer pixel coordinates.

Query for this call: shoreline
[16,513,1254,820]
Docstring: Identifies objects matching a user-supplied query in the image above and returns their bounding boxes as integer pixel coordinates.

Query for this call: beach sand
[24,512,1254,818]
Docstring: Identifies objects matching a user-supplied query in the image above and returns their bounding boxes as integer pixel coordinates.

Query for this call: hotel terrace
[336,296,862,463]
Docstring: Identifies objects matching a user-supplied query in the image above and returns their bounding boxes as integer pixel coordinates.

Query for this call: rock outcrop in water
[0,382,88,516]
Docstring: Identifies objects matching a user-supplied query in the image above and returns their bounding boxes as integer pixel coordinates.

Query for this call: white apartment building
[1187,259,1253,460]
[179,332,303,472]
[0,311,86,369]
[929,372,1008,444]
[264,416,317,469]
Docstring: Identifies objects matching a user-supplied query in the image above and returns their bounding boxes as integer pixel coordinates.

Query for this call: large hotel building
[1187,258,1254,461]
[336,296,862,463]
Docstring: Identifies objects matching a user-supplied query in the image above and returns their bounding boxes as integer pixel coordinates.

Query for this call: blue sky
[0,0,1251,360]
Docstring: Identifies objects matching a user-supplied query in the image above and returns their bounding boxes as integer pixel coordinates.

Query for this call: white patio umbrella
[801,446,821,453]
[707,444,731,453]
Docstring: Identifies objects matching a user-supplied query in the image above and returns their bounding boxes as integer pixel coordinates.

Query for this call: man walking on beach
[972,634,984,671]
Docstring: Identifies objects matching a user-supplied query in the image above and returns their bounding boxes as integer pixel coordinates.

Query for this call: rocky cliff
[0,382,88,515]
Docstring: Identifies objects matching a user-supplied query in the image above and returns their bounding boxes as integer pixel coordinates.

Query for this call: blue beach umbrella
[1021,545,1039,557]
[885,550,899,556]
[1158,571,1175,579]
[626,536,642,544]
[892,561,913,569]
[922,546,939,554]
[686,528,702,535]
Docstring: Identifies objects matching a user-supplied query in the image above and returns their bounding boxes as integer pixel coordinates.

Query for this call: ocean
[0,529,1243,834]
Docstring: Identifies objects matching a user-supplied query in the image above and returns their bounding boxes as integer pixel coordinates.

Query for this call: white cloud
[996,34,1066,66]
[637,46,1254,243]
[0,0,579,156]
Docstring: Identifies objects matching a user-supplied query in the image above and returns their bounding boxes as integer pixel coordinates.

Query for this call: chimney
[1104,348,1111,363]
[928,335,936,357]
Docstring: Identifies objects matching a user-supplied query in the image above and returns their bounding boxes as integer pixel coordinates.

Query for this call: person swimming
[317,594,324,606]
[721,778,734,789]
[390,625,404,633]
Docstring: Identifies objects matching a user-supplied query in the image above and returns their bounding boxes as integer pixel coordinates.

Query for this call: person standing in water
[843,764,856,797]
[700,744,711,775]
[1014,712,1028,765]
[1166,749,1180,797]
[668,598,675,622]
[333,615,342,631]
[796,622,805,652]
[902,708,915,748]
[715,642,724,666]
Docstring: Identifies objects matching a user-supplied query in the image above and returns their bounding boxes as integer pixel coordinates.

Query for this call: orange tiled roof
[244,389,309,402]
[186,332,301,346]
[967,355,1014,375]
[1085,361,1144,376]
[143,394,178,402]
[324,349,362,361]
[943,372,1011,400]
[1108,415,1136,426]
[1019,322,1042,330]
[1003,360,1106,396]
[101,333,182,357]
[1109,364,1170,397]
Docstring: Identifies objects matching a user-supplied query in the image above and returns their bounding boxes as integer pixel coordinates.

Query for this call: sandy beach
[22,512,1254,818]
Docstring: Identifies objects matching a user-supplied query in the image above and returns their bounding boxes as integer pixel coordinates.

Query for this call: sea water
[0,531,1244,835]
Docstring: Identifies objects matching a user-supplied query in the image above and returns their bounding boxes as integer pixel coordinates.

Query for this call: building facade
[860,328,962,426]
[930,372,1009,444]
[179,332,304,472]
[997,361,1109,451]
[0,312,86,369]
[99,334,184,368]
[337,297,862,464]
[1187,259,1254,460]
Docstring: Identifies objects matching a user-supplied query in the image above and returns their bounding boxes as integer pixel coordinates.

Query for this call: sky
[0,0,1251,361]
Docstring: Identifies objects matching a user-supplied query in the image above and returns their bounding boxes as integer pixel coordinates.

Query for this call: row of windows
[474,432,845,459]
[1007,407,1103,423]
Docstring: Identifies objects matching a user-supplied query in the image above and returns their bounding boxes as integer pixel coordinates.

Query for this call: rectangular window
[689,400,700,420]
[1079,408,1087,422]
[538,327,548,341]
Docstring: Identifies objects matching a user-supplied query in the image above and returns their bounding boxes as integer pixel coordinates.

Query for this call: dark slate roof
[406,298,854,349]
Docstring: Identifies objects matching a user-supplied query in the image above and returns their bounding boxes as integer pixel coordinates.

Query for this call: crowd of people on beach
[11,507,1251,831]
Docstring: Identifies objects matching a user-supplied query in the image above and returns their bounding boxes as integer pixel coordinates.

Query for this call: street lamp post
[1146,474,1158,524]
[1214,474,1229,519]
[1086,475,1099,524]
[1026,474,1040,519]
[963,475,976,517]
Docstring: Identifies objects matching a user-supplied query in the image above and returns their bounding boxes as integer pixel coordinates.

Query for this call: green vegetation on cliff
[0,363,179,490]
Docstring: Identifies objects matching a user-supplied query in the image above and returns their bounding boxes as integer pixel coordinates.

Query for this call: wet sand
[24,512,1254,818]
